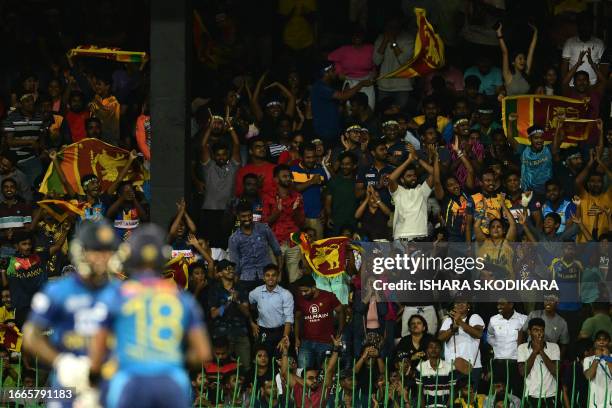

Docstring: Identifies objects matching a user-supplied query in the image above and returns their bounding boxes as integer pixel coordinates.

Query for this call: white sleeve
[419,181,432,198]
[517,344,528,363]
[440,317,452,331]
[487,318,496,346]
[470,314,486,327]
[593,39,605,62]
[547,343,561,361]
[561,39,573,60]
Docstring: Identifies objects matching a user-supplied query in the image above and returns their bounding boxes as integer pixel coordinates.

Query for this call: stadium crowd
[0,0,611,407]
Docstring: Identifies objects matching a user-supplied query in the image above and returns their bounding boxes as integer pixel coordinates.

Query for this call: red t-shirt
[296,290,340,343]
[235,162,275,197]
[262,190,305,245]
[292,382,330,408]
[65,110,90,143]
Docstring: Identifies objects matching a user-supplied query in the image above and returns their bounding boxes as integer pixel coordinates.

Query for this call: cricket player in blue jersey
[88,224,213,408]
[23,220,120,407]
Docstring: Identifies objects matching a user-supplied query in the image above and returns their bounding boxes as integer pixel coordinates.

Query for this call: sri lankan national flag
[39,138,145,196]
[502,95,597,147]
[378,8,444,79]
[292,233,354,278]
[68,45,148,63]
[37,199,86,222]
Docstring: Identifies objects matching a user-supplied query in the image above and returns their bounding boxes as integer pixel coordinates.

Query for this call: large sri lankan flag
[292,233,357,278]
[39,138,145,196]
[378,8,444,79]
[502,95,596,147]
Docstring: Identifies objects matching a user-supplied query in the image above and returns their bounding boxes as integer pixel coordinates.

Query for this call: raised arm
[500,195,517,241]
[250,72,267,123]
[107,150,138,196]
[551,118,564,162]
[387,147,417,193]
[49,150,76,196]
[526,23,538,75]
[575,149,596,196]
[333,79,374,101]
[562,50,586,92]
[226,108,241,164]
[497,24,513,85]
[266,82,296,118]
[586,48,607,93]
[200,122,213,164]
[168,199,186,242]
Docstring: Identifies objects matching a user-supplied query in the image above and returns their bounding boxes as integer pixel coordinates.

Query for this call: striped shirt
[416,359,456,408]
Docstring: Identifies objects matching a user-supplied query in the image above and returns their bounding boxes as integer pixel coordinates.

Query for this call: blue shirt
[357,164,394,207]
[464,66,503,96]
[248,284,294,328]
[311,80,341,141]
[290,163,328,218]
[542,199,577,234]
[519,145,552,193]
[228,222,282,281]
[550,258,583,311]
[27,274,118,356]
[98,274,204,374]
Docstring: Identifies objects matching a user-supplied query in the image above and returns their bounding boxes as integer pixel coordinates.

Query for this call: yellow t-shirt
[578,188,612,243]
[477,239,514,279]
[471,193,513,235]
[279,0,316,50]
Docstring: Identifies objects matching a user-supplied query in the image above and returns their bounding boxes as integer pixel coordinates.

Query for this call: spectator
[262,164,305,283]
[464,56,503,97]
[294,274,344,368]
[105,181,149,241]
[229,202,282,291]
[487,299,528,395]
[579,301,612,341]
[199,115,241,249]
[235,136,276,198]
[394,314,433,371]
[348,92,379,136]
[518,318,561,408]
[561,13,607,86]
[328,25,376,110]
[575,153,611,242]
[208,259,252,366]
[408,97,450,134]
[64,90,90,143]
[355,138,393,207]
[582,330,612,408]
[541,179,577,235]
[373,16,416,112]
[0,150,32,203]
[325,152,358,235]
[387,143,435,242]
[415,338,455,408]
[278,132,304,166]
[291,143,326,240]
[354,184,392,241]
[88,73,120,146]
[438,298,485,389]
[496,22,538,96]
[230,173,264,230]
[249,264,294,356]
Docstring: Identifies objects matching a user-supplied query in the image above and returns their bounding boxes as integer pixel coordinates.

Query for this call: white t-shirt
[583,355,612,408]
[440,314,485,368]
[517,342,560,398]
[487,311,528,360]
[562,36,606,85]
[391,181,432,239]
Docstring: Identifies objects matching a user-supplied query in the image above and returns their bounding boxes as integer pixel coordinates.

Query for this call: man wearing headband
[382,118,408,167]
[330,124,367,169]
[507,123,555,194]
[472,104,502,145]
[49,149,139,224]
[311,61,373,146]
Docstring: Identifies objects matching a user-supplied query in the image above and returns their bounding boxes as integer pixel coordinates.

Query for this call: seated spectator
[0,150,32,203]
[464,55,503,97]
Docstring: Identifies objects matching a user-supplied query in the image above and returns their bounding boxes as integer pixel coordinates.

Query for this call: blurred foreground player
[23,221,120,407]
[89,224,213,408]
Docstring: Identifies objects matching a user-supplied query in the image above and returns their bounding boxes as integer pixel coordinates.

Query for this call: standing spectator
[262,164,305,283]
[387,144,435,242]
[230,173,264,229]
[279,335,342,408]
[88,73,121,146]
[199,115,241,249]
[582,330,612,408]
[235,137,276,198]
[415,338,456,408]
[229,202,282,292]
[464,56,503,97]
[373,16,415,112]
[521,294,570,356]
[518,318,561,408]
[562,51,606,122]
[291,143,327,240]
[579,301,612,341]
[348,92,379,135]
[438,298,485,389]
[561,13,607,86]
[550,244,584,339]
[325,152,358,235]
[64,90,90,143]
[294,274,344,368]
[354,184,392,241]
[394,314,433,371]
[470,169,512,235]
[355,139,393,206]
[574,152,611,242]
[310,62,372,147]
[249,264,294,361]
[496,22,538,96]
[487,299,528,395]
[328,26,376,110]
[208,259,252,366]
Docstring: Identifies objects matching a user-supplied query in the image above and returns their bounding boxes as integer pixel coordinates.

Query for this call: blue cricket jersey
[28,274,117,356]
[98,273,204,375]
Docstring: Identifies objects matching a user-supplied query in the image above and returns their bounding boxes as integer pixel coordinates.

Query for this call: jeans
[297,340,333,369]
[228,335,251,369]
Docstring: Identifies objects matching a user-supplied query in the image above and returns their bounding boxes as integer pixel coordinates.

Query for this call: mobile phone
[391,42,398,48]
[492,21,501,31]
